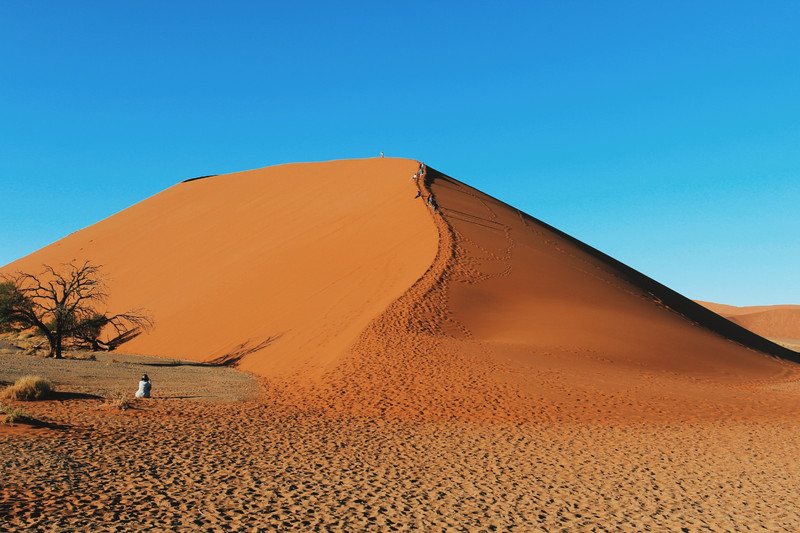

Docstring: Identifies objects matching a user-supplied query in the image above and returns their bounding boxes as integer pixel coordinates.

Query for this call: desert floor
[3,351,800,532]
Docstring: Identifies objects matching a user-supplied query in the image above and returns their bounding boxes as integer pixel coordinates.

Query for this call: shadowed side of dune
[432,169,799,361]
[698,302,800,351]
[434,173,799,362]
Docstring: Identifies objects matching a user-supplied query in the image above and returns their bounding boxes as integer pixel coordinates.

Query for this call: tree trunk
[44,332,55,358]
[48,332,62,359]
[54,335,63,359]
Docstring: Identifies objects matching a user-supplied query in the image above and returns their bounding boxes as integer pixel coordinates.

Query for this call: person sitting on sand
[135,374,152,398]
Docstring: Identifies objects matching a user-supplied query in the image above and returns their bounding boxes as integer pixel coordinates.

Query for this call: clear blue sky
[2,1,798,306]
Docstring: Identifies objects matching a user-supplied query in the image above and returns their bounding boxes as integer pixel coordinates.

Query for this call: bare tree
[0,261,152,358]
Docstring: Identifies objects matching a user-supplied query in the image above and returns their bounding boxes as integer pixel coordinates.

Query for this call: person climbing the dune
[414,190,422,199]
[135,374,152,398]
[424,193,439,212]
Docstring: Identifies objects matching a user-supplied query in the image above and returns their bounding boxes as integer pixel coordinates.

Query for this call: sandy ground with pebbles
[3,352,800,531]
[0,349,259,403]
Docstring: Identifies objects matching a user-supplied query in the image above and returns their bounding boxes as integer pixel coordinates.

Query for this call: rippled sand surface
[3,353,800,531]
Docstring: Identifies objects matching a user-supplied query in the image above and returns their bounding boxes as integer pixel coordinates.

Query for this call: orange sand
[6,393,800,531]
[698,301,800,349]
[4,158,800,422]
[4,159,439,378]
[5,159,800,531]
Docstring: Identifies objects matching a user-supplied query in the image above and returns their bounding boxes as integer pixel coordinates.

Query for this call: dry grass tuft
[105,390,133,411]
[0,403,39,425]
[66,351,97,361]
[0,376,55,401]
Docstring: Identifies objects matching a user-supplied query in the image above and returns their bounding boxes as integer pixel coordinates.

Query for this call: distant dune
[4,158,800,421]
[697,301,800,351]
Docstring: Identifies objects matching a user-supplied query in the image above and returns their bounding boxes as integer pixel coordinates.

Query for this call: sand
[0,351,259,403]
[4,352,800,531]
[4,157,800,529]
[234,162,800,422]
[4,158,797,422]
[698,301,800,351]
[3,158,439,378]
[4,159,797,406]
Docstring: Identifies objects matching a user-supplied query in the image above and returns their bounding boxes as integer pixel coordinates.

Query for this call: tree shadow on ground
[209,335,282,367]
[126,360,220,368]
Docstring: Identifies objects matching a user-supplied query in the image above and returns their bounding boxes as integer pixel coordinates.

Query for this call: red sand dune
[4,158,800,421]
[697,301,800,348]
[3,159,439,378]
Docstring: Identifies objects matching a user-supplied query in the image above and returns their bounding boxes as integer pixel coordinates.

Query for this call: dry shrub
[0,376,55,401]
[0,403,38,425]
[66,351,97,361]
[24,343,46,356]
[105,390,133,411]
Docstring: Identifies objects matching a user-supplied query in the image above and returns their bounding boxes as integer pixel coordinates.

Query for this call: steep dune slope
[3,158,439,377]
[432,171,798,370]
[270,167,800,421]
[698,301,800,351]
